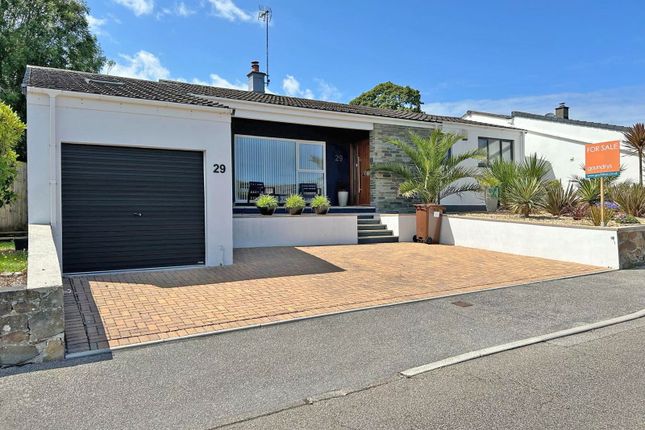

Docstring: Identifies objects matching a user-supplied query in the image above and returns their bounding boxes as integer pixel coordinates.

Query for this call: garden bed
[451,210,644,228]
[0,241,27,288]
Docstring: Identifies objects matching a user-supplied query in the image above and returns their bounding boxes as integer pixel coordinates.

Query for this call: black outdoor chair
[247,181,266,203]
[298,183,321,202]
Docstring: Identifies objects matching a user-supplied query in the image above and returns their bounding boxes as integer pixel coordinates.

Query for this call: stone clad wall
[0,225,64,367]
[617,227,645,269]
[0,286,64,366]
[369,123,433,212]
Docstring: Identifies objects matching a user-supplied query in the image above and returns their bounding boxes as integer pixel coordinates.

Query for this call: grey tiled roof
[23,66,516,129]
[22,66,230,109]
[511,111,630,132]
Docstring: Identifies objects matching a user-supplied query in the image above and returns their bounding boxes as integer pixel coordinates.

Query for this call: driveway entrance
[63,243,605,354]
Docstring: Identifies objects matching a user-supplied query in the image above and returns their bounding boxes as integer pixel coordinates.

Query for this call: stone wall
[369,123,433,212]
[0,225,64,367]
[0,286,64,367]
[617,226,645,269]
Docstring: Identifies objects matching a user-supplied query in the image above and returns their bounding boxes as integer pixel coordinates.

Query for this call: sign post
[584,140,621,226]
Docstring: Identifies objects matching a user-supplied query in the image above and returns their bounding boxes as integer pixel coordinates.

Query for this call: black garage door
[61,144,205,273]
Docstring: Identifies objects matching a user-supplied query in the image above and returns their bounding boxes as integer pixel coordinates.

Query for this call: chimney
[555,103,569,119]
[247,61,266,93]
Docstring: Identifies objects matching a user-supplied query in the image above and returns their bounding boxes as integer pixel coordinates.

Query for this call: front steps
[357,215,398,244]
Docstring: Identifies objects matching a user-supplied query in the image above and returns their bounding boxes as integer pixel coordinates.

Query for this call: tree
[0,102,25,208]
[370,130,483,205]
[349,82,422,112]
[623,123,645,185]
[0,0,107,159]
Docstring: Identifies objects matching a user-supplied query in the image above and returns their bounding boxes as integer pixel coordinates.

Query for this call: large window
[478,137,513,166]
[234,135,326,202]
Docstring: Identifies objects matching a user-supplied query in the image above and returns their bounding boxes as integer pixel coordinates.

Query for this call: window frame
[233,134,326,203]
[478,137,514,166]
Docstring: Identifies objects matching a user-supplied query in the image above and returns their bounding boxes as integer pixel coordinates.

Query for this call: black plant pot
[314,206,329,215]
[287,207,304,215]
[259,206,276,216]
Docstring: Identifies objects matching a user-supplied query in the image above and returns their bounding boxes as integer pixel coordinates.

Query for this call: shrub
[505,177,546,217]
[575,178,601,204]
[609,183,645,217]
[570,203,589,220]
[543,181,579,216]
[519,154,551,181]
[255,194,278,209]
[616,213,640,224]
[0,103,25,208]
[480,159,518,207]
[284,194,306,209]
[588,205,615,226]
[311,195,330,209]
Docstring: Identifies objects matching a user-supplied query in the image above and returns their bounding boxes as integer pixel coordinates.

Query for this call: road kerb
[400,308,645,377]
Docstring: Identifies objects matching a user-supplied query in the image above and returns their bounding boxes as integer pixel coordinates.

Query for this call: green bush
[255,194,278,209]
[575,178,601,204]
[311,195,330,209]
[284,194,306,209]
[0,103,25,208]
[609,183,645,217]
[616,213,640,224]
[543,182,579,216]
[506,177,546,217]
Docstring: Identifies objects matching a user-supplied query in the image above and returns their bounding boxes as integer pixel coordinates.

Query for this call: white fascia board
[26,86,233,118]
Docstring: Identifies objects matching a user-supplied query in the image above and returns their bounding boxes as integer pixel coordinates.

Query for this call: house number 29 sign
[213,164,226,173]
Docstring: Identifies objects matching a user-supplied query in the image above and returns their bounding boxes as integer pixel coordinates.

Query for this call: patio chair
[298,183,321,202]
[247,181,266,203]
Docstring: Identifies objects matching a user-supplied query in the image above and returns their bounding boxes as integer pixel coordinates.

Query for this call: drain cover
[451,300,473,308]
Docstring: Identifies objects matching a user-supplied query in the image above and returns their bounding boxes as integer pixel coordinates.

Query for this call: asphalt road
[1,268,644,429]
[228,317,645,429]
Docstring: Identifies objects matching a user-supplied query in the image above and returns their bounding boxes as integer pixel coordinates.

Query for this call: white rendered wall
[464,112,640,185]
[440,216,620,269]
[26,89,234,268]
[380,214,416,242]
[233,215,358,248]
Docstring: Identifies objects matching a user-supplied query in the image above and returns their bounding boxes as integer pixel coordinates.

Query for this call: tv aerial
[258,6,272,87]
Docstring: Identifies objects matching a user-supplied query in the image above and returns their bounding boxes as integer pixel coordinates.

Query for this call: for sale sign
[585,140,621,178]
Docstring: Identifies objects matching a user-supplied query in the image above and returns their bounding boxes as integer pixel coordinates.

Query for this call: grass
[0,241,27,273]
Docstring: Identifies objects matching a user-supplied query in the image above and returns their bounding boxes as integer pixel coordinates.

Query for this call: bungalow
[464,105,639,184]
[23,62,523,273]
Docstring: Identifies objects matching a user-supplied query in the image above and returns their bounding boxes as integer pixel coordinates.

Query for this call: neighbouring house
[22,62,523,273]
[464,105,639,184]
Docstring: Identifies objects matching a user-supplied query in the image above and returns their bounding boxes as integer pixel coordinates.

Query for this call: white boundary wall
[440,216,620,269]
[234,215,358,248]
[26,89,234,267]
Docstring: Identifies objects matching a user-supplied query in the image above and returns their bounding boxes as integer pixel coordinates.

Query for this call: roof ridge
[511,110,629,131]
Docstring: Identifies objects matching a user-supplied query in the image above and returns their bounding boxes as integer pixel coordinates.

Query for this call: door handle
[133,212,142,217]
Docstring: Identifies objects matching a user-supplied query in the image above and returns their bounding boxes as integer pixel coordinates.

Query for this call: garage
[61,144,206,273]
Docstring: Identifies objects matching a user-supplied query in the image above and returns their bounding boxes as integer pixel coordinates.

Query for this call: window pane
[299,143,324,170]
[298,172,324,195]
[234,136,296,201]
[487,139,501,163]
[501,140,513,162]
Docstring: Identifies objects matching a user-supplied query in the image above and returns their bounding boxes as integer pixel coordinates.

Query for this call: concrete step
[358,235,399,244]
[357,218,380,225]
[358,229,394,237]
[357,224,387,231]
[357,214,375,220]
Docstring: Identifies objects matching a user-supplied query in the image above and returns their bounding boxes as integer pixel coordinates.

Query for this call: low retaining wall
[233,214,358,248]
[1,224,64,367]
[380,213,416,242]
[617,227,645,268]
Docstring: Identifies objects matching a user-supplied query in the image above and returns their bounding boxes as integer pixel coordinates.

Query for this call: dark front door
[357,139,371,205]
[61,144,205,273]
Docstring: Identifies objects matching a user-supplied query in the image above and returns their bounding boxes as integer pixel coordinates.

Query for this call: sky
[86,0,645,125]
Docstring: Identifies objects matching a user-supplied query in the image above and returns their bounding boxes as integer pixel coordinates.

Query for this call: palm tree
[623,123,645,185]
[371,129,483,205]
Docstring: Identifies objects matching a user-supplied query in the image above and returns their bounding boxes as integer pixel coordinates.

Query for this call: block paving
[64,243,605,354]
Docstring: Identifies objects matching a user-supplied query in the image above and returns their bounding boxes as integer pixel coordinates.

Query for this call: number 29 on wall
[213,164,226,173]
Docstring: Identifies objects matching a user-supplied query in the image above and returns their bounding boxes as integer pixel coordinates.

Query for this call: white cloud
[114,0,154,16]
[315,78,342,102]
[156,2,195,18]
[282,75,314,99]
[103,50,170,81]
[86,15,107,36]
[424,86,645,126]
[191,74,246,90]
[208,0,252,22]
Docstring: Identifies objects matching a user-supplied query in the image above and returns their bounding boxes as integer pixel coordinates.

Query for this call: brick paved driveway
[64,243,605,354]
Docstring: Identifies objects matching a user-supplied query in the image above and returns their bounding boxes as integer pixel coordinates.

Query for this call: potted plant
[311,195,331,215]
[255,194,278,215]
[337,184,349,207]
[285,194,306,215]
[371,129,483,244]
